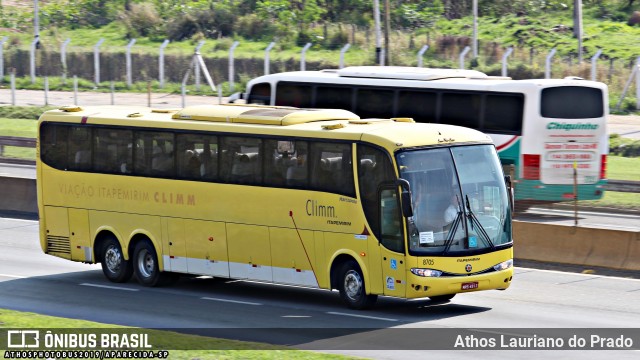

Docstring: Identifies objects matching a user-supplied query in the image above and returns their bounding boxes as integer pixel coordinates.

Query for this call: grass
[0,308,357,359]
[607,155,640,181]
[0,117,38,160]
[578,190,640,209]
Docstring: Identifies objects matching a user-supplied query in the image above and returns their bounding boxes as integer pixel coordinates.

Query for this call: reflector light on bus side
[522,154,540,180]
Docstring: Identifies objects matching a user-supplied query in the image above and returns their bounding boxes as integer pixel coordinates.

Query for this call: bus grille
[47,235,71,254]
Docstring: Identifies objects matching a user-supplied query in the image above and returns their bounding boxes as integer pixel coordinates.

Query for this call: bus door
[378,187,407,297]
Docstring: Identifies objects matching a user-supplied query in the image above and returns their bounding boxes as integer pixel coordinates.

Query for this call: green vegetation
[0,308,356,359]
[578,190,640,209]
[3,1,640,107]
[607,155,640,180]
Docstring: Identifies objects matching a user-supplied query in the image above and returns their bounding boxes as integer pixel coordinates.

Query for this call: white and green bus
[232,66,608,205]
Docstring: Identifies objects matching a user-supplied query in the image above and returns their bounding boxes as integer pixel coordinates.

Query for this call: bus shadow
[0,270,492,348]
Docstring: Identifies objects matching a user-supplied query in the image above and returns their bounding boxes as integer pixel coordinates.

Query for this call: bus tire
[100,235,133,283]
[338,260,377,310]
[429,294,455,302]
[133,241,162,287]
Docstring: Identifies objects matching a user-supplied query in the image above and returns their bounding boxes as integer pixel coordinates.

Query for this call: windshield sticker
[390,259,397,270]
[469,236,478,248]
[419,232,434,244]
[386,276,395,290]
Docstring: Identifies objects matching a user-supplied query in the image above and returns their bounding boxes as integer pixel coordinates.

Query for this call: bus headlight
[410,268,442,277]
[493,259,513,272]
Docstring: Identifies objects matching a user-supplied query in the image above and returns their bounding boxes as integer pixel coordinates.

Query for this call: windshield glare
[397,145,512,255]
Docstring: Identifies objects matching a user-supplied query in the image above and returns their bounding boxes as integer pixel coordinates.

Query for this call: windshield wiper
[465,195,495,250]
[442,195,463,255]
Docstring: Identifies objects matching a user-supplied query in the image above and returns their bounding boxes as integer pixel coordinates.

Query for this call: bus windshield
[397,144,511,255]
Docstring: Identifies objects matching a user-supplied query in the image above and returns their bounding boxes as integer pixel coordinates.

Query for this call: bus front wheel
[338,260,377,310]
[100,236,133,283]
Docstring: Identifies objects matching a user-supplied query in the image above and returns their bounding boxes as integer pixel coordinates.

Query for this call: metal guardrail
[0,136,36,165]
[0,135,639,192]
[606,179,640,193]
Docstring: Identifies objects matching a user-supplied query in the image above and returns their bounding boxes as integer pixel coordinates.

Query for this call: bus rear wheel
[100,236,133,283]
[133,241,179,286]
[133,241,162,287]
[338,260,377,310]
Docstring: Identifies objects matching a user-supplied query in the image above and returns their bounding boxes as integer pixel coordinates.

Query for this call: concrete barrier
[514,220,640,271]
[0,176,37,216]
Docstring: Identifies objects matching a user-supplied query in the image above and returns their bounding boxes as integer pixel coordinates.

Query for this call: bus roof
[247,66,607,90]
[39,104,493,151]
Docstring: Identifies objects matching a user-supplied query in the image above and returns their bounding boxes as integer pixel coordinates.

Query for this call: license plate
[461,282,479,290]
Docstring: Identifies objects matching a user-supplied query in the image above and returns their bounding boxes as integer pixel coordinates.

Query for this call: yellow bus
[37,104,514,309]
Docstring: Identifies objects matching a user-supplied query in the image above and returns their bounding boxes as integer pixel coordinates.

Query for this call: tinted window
[541,86,603,119]
[275,83,312,107]
[355,88,394,118]
[94,128,133,174]
[176,133,218,181]
[309,142,355,197]
[67,127,92,171]
[220,136,262,185]
[441,92,482,128]
[40,123,68,169]
[247,82,271,105]
[134,131,175,177]
[315,86,353,110]
[357,144,397,246]
[264,139,308,189]
[397,90,437,122]
[484,94,524,134]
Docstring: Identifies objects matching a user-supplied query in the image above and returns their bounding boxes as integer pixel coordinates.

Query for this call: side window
[380,188,404,253]
[67,126,92,171]
[315,86,353,111]
[264,139,308,189]
[397,90,437,122]
[134,131,175,177]
[176,133,218,181]
[40,123,68,170]
[275,83,313,108]
[355,88,394,118]
[484,94,524,134]
[247,82,271,105]
[309,142,355,197]
[440,92,482,129]
[357,144,397,244]
[94,128,133,174]
[220,136,262,185]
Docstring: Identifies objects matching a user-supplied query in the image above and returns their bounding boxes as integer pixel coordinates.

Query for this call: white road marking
[201,297,262,306]
[79,283,139,291]
[327,311,398,322]
[0,273,27,279]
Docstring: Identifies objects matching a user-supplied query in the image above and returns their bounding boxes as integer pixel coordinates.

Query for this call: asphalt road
[0,216,639,359]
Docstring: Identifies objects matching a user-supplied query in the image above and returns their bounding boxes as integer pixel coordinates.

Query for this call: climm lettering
[306,200,336,218]
[154,192,196,206]
[547,122,598,131]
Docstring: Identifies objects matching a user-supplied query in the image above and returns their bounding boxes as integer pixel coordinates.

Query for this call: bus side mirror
[505,175,515,210]
[396,179,413,218]
[227,92,244,103]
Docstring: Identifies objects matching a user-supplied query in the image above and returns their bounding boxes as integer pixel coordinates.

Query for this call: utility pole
[34,0,40,48]
[384,0,390,66]
[574,0,583,63]
[472,0,478,58]
[373,0,382,65]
